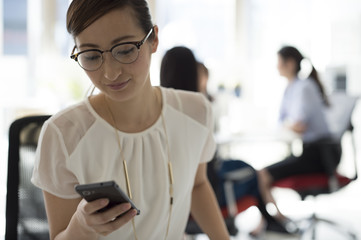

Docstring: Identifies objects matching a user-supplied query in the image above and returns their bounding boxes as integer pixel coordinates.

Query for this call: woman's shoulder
[162,87,209,109]
[161,87,212,125]
[162,86,203,99]
[46,99,96,135]
[295,78,319,94]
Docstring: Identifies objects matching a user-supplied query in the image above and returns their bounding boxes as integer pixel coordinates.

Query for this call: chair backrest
[6,115,51,240]
[323,92,358,185]
[324,92,358,141]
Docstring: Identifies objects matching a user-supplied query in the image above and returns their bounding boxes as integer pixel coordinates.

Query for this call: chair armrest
[223,181,238,217]
[328,174,340,192]
[318,140,342,176]
[318,140,342,192]
[223,167,255,182]
[222,167,256,217]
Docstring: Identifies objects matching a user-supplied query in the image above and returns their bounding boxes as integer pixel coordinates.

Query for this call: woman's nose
[102,54,123,81]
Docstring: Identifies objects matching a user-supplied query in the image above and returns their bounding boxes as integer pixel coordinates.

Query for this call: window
[3,0,28,55]
[154,0,238,91]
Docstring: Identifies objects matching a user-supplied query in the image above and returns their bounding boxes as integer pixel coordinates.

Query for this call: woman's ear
[287,58,298,73]
[150,25,159,53]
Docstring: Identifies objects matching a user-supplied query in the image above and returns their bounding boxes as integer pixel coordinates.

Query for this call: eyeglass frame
[70,27,154,71]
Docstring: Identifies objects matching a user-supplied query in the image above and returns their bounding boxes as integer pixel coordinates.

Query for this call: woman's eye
[83,52,101,61]
[114,45,136,56]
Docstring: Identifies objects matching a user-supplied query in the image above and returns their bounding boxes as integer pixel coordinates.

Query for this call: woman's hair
[160,46,198,92]
[278,46,329,106]
[66,0,154,39]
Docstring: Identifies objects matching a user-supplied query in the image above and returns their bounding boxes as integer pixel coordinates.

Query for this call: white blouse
[31,87,216,240]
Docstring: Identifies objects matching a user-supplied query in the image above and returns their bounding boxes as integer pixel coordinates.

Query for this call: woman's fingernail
[131,209,137,216]
[100,199,109,206]
[122,203,131,211]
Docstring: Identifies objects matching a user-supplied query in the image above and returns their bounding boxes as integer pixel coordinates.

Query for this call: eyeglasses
[70,28,154,71]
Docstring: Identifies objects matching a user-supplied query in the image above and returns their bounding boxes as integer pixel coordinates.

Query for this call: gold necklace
[103,92,174,240]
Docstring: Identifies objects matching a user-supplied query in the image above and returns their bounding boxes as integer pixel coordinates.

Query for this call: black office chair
[273,92,359,239]
[6,115,51,240]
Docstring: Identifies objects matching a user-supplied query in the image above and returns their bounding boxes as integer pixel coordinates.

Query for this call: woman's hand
[284,120,307,134]
[290,121,307,134]
[43,191,138,240]
[75,198,138,236]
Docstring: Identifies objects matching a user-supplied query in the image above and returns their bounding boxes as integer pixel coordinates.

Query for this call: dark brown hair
[278,46,329,106]
[66,0,154,39]
[160,46,198,92]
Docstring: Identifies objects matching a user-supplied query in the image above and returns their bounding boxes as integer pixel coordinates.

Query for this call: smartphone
[75,180,140,215]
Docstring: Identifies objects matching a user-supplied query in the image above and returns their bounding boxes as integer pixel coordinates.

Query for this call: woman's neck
[92,86,162,133]
[286,74,297,82]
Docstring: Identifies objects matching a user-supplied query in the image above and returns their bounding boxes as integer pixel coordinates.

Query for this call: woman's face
[198,71,208,94]
[74,7,158,102]
[277,55,295,79]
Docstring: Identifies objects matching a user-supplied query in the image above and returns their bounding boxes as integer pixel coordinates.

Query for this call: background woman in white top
[31,0,230,239]
[257,46,338,231]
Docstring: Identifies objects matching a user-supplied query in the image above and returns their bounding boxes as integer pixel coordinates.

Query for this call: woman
[160,46,281,237]
[31,1,230,239]
[160,46,213,101]
[257,46,336,229]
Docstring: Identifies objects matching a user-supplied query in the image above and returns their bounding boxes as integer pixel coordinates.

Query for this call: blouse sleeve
[199,95,217,163]
[293,82,320,124]
[31,120,79,199]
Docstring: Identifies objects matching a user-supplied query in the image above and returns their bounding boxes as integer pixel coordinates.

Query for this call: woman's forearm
[284,120,306,134]
[190,179,230,240]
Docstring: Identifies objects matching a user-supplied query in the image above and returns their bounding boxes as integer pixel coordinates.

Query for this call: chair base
[297,213,358,240]
[185,217,238,237]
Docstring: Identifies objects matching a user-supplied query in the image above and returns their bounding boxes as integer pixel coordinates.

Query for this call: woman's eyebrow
[110,35,136,45]
[78,43,99,49]
[78,35,136,49]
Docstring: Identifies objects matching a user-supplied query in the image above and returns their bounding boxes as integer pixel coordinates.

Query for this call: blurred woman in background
[257,46,337,231]
[160,46,282,237]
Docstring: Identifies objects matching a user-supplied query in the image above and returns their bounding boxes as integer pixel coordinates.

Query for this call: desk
[216,128,300,145]
[215,129,301,169]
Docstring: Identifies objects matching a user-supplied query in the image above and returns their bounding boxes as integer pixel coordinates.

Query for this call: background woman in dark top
[160,46,284,237]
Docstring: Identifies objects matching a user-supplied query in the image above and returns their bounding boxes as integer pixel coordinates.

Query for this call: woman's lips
[107,79,130,90]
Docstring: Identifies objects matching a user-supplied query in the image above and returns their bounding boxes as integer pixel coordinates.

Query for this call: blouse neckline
[84,87,166,137]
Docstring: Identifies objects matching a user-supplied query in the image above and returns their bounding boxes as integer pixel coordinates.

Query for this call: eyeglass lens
[77,44,139,71]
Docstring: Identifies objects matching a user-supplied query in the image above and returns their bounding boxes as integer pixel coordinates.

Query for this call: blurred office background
[1,0,361,239]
